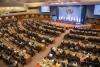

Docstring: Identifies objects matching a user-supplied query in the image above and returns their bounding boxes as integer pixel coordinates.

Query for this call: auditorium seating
[64,28,100,43]
[73,27,100,33]
[0,41,27,67]
[38,41,100,67]
[22,18,64,37]
[0,15,65,66]
[38,27,100,67]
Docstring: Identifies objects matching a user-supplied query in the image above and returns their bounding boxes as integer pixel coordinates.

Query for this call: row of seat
[36,21,65,33]
[70,30,100,36]
[64,34,100,43]
[0,41,25,67]
[39,43,100,67]
[59,41,100,57]
[38,28,100,67]
[0,15,65,66]
[22,19,63,37]
[73,28,100,32]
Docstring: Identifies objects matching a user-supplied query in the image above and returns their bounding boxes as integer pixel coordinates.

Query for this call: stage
[49,21,92,29]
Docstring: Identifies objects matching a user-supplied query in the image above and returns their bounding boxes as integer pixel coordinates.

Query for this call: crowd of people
[0,14,65,67]
[38,28,100,67]
[64,28,100,43]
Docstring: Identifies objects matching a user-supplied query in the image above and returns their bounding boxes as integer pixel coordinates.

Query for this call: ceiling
[0,0,100,2]
[0,0,100,6]
[0,0,43,3]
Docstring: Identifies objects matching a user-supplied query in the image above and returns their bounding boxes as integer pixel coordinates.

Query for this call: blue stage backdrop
[57,6,83,24]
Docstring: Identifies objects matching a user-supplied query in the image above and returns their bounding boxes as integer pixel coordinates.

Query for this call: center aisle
[24,30,70,67]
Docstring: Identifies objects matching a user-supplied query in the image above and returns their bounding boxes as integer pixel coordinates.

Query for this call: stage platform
[48,21,92,28]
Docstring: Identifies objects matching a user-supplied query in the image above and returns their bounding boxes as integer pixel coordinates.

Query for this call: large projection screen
[41,6,50,12]
[94,5,100,15]
[58,6,83,24]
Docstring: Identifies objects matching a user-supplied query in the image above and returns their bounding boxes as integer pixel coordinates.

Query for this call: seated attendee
[11,16,17,22]
[0,18,4,27]
[61,62,65,67]
[10,16,18,26]
[93,57,100,65]
[61,50,66,60]
[72,54,80,63]
[56,61,61,67]
[52,59,57,67]
[4,17,11,24]
[50,47,56,55]
[36,63,42,67]
[74,42,80,51]
[93,57,100,63]
[47,53,53,59]
[84,56,93,65]
[75,42,80,47]
[80,55,85,66]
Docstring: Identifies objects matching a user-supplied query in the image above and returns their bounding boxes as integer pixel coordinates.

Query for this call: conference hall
[0,0,100,67]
